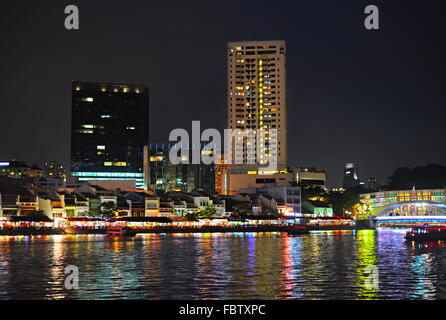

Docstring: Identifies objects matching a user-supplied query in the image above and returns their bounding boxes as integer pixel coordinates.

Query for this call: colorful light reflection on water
[0,230,446,299]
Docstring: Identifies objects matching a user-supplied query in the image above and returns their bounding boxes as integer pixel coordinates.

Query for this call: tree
[299,184,327,202]
[197,204,217,218]
[84,202,116,218]
[101,201,117,218]
[325,186,366,216]
[387,164,446,190]
[185,211,198,221]
[232,202,251,217]
[86,208,103,218]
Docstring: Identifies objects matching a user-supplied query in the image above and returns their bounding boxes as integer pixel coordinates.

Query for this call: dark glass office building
[342,162,359,190]
[149,143,215,194]
[71,81,149,189]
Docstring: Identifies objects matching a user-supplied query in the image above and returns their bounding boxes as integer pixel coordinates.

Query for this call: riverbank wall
[0,228,65,235]
[308,225,374,231]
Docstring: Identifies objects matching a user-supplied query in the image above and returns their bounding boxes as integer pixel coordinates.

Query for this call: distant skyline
[1,0,445,188]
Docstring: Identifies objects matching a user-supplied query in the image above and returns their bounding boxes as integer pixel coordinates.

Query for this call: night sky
[0,0,445,187]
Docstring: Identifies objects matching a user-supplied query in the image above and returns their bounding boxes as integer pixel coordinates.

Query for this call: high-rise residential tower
[71,81,149,189]
[227,40,287,172]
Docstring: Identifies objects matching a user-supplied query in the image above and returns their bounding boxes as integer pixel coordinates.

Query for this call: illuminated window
[81,97,94,102]
[104,162,112,166]
[72,171,143,178]
[97,145,105,150]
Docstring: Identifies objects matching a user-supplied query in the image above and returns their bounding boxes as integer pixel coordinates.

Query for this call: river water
[0,229,445,299]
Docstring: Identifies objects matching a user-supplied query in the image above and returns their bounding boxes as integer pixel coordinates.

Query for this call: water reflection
[355,230,378,299]
[410,255,434,299]
[0,231,446,299]
[47,235,66,299]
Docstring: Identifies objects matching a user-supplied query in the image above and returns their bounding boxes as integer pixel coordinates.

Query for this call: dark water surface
[0,229,446,299]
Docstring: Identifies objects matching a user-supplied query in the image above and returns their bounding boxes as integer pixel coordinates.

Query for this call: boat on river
[405,226,446,242]
[107,226,137,237]
[286,225,308,235]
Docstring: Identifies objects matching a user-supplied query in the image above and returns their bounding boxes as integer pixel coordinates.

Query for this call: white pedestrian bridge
[369,201,446,227]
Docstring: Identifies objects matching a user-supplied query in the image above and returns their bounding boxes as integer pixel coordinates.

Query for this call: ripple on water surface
[0,230,445,299]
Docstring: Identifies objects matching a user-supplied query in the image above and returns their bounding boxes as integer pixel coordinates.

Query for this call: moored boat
[107,226,136,237]
[405,226,446,242]
[286,225,308,235]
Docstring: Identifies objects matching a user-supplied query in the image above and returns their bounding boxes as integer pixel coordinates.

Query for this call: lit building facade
[215,154,228,195]
[361,189,446,209]
[302,200,333,217]
[294,167,326,188]
[220,171,295,196]
[71,81,149,189]
[265,186,301,216]
[0,161,30,178]
[43,161,67,180]
[0,161,44,179]
[236,185,301,216]
[227,40,287,171]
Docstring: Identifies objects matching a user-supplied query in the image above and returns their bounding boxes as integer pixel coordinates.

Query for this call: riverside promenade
[0,225,310,236]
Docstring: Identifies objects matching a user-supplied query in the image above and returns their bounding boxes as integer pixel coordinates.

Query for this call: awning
[228,215,283,221]
[112,217,172,223]
[10,215,53,222]
[67,218,104,222]
[307,216,354,220]
[244,215,283,220]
